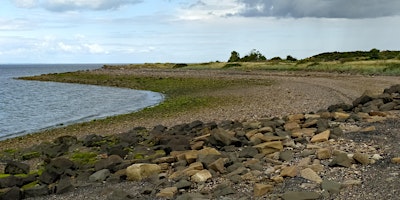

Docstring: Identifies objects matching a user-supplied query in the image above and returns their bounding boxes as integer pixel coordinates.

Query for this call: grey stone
[379,102,398,111]
[209,128,241,147]
[176,193,209,200]
[213,183,235,197]
[107,189,134,200]
[95,155,123,171]
[89,169,111,182]
[321,180,342,194]
[329,153,353,168]
[280,150,294,162]
[174,179,192,189]
[56,176,73,194]
[239,147,258,158]
[281,191,320,200]
[384,84,400,94]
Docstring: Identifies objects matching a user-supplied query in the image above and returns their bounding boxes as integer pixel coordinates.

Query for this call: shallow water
[0,64,163,140]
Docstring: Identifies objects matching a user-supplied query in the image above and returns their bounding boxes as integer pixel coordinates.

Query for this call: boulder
[191,170,212,183]
[94,155,123,171]
[209,128,241,147]
[384,84,400,94]
[311,130,330,143]
[300,168,322,183]
[89,169,111,182]
[353,152,370,165]
[379,102,398,111]
[0,176,22,189]
[5,161,30,175]
[23,184,49,198]
[55,176,73,194]
[321,179,342,194]
[0,186,21,200]
[126,164,161,181]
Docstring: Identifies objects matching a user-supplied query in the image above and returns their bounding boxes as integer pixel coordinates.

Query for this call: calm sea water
[0,64,163,140]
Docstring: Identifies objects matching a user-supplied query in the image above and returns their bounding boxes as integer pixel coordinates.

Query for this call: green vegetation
[70,151,98,165]
[228,49,267,62]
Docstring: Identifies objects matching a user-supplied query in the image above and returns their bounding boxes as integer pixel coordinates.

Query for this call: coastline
[1,68,399,151]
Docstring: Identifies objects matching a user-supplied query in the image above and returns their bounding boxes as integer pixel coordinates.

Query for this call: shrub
[173,63,188,68]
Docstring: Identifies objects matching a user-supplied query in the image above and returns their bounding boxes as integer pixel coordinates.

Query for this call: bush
[223,63,242,69]
[173,63,188,68]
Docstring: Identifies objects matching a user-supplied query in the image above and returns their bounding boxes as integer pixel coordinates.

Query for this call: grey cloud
[12,0,143,11]
[237,0,400,18]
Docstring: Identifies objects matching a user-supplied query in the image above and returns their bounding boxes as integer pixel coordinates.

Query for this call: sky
[1,0,400,63]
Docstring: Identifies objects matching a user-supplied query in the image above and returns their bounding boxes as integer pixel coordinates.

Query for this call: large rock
[156,187,178,199]
[384,84,400,94]
[310,130,330,143]
[95,155,123,171]
[89,169,111,182]
[5,161,30,175]
[0,186,21,200]
[56,176,73,194]
[329,152,353,168]
[300,168,322,183]
[23,185,49,198]
[209,129,241,147]
[126,164,161,181]
[321,179,342,194]
[191,170,212,183]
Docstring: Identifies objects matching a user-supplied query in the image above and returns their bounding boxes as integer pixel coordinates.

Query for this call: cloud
[178,0,244,20]
[12,0,143,11]
[236,0,400,18]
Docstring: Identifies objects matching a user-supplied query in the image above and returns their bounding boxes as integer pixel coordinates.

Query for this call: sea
[0,64,164,140]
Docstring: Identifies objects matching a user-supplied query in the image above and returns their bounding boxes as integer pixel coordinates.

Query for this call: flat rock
[280,166,298,177]
[254,183,273,197]
[191,169,212,183]
[316,148,331,160]
[310,130,330,143]
[126,163,161,181]
[353,152,370,165]
[300,168,322,183]
[89,169,111,182]
[156,187,177,199]
[329,153,353,168]
[281,191,320,200]
[391,157,400,164]
[321,179,342,194]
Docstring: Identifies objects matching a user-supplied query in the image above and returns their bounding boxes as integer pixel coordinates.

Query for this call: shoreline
[1,68,399,151]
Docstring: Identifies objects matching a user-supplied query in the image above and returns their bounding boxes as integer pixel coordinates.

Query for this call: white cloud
[12,0,143,11]
[178,0,244,20]
[83,43,108,54]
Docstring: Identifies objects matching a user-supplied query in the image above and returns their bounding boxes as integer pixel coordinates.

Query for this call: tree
[286,55,297,61]
[369,48,380,60]
[228,51,241,62]
[241,49,266,62]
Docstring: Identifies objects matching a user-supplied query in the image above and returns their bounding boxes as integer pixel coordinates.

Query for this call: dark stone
[0,186,21,200]
[83,134,105,147]
[239,147,258,158]
[209,128,241,147]
[53,135,77,147]
[166,123,190,135]
[56,176,73,194]
[39,157,75,184]
[198,154,222,168]
[107,145,129,158]
[23,185,49,198]
[226,162,244,173]
[38,171,58,185]
[150,125,167,135]
[158,135,191,152]
[379,102,398,111]
[5,161,30,175]
[328,103,353,112]
[213,183,235,197]
[44,144,69,158]
[188,120,204,131]
[0,176,22,189]
[384,84,400,94]
[89,169,111,182]
[316,119,330,133]
[107,189,135,200]
[95,155,123,171]
[330,127,343,139]
[176,193,208,200]
[353,94,373,106]
[174,179,192,189]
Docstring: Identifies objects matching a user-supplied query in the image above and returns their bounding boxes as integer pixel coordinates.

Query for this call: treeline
[228,49,400,63]
[228,49,297,62]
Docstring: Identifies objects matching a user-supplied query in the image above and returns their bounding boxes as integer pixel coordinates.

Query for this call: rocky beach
[1,68,400,200]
